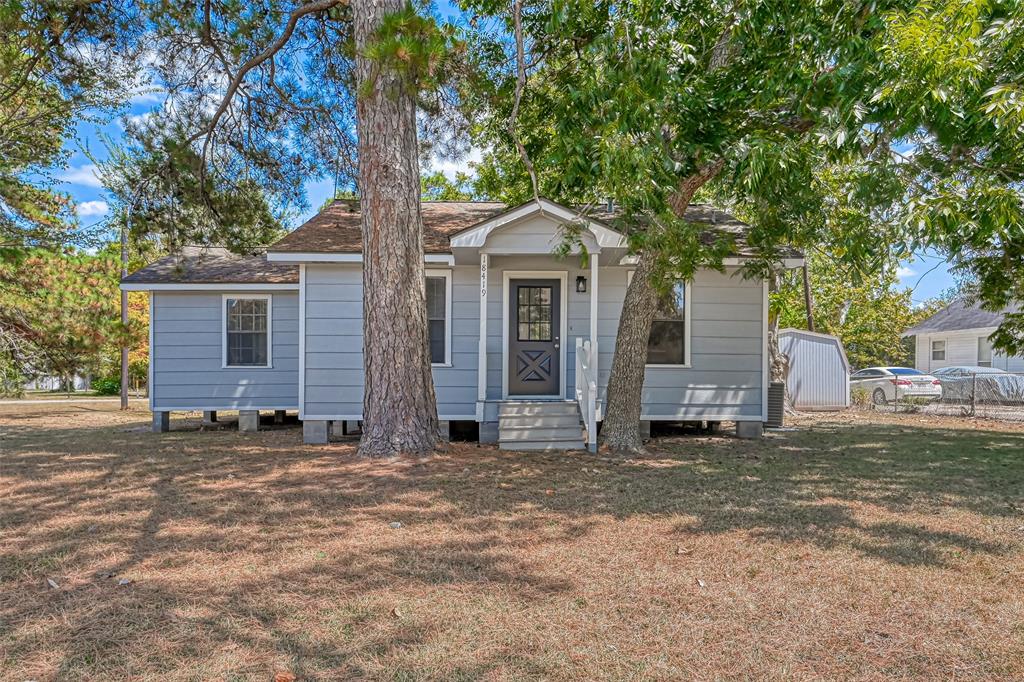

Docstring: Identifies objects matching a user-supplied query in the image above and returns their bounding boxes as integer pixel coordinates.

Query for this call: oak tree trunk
[601,249,660,454]
[352,0,439,457]
[601,162,724,454]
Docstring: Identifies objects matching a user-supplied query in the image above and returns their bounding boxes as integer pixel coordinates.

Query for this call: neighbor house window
[931,339,946,361]
[224,295,271,367]
[646,281,690,366]
[425,271,451,365]
[978,336,993,367]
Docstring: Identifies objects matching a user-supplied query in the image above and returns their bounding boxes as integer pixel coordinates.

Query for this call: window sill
[222,365,274,370]
[431,363,453,368]
[645,363,692,369]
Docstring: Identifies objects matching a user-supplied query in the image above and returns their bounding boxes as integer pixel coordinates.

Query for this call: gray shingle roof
[122,246,298,284]
[903,299,1018,335]
[267,198,801,259]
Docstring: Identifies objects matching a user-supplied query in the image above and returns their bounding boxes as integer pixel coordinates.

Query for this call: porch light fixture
[575,275,587,293]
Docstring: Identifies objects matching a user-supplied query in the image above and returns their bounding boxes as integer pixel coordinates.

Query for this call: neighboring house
[778,328,850,410]
[903,299,1024,373]
[121,198,803,449]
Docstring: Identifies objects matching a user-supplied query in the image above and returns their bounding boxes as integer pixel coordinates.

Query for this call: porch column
[590,255,599,375]
[477,253,489,418]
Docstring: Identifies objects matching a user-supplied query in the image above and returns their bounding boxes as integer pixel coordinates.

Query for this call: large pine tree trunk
[601,162,724,454]
[352,0,439,457]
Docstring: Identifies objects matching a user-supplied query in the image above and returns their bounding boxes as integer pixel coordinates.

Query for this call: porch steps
[498,400,586,451]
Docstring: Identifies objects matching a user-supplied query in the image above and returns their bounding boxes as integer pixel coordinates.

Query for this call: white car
[850,367,943,405]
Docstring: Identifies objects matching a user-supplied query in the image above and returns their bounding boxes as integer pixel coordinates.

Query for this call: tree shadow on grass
[2,411,1023,677]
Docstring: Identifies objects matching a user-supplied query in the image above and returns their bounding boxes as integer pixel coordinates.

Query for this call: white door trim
[501,270,568,400]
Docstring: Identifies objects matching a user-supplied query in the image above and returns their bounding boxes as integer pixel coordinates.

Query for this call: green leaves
[360,3,462,98]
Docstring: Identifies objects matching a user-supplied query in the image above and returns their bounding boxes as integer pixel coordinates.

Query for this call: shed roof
[903,299,1016,336]
[122,246,298,285]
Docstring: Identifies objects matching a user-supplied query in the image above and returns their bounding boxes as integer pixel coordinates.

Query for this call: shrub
[850,386,870,407]
[93,376,120,396]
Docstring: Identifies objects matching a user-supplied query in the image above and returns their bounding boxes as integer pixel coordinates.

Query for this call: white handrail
[575,338,598,452]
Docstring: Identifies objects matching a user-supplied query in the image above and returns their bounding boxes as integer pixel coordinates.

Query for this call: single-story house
[121,197,803,449]
[904,299,1023,373]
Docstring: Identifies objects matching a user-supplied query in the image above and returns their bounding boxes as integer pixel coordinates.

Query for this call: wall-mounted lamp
[575,275,587,293]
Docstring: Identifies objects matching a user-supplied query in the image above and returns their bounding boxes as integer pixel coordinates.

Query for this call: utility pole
[802,262,815,333]
[120,219,129,410]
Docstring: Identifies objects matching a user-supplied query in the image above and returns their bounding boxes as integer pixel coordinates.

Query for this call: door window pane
[517,286,552,341]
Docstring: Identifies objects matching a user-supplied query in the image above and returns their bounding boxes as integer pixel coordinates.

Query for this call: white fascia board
[266,252,454,265]
[121,282,299,292]
[617,254,804,268]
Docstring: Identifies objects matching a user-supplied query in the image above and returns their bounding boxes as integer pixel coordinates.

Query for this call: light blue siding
[593,267,766,421]
[301,264,480,420]
[297,257,765,423]
[151,291,299,410]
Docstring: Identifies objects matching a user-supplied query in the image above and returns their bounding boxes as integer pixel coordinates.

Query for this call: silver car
[850,367,943,405]
[932,366,1024,403]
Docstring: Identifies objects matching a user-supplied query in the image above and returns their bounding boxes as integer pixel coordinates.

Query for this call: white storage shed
[779,328,850,410]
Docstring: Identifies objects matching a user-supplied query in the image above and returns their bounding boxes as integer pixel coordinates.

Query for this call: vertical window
[978,336,993,367]
[517,286,553,341]
[224,296,271,367]
[646,281,688,365]
[426,273,450,365]
[931,339,946,361]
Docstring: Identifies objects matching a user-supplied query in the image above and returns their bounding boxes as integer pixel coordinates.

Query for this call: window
[978,336,993,367]
[646,281,689,366]
[931,339,946,361]
[517,285,553,341]
[224,296,271,367]
[425,271,451,365]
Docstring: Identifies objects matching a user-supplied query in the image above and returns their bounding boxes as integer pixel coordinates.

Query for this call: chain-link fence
[854,371,1024,421]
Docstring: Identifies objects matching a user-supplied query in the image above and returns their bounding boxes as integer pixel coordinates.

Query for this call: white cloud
[77,200,109,217]
[58,163,103,188]
[431,146,484,181]
[896,266,916,279]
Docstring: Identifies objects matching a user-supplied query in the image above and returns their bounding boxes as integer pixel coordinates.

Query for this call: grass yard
[2,404,1023,680]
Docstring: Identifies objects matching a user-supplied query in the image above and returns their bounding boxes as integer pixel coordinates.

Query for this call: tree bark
[601,160,724,454]
[352,0,438,457]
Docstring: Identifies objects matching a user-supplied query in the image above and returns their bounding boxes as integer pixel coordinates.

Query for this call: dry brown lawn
[2,404,1023,681]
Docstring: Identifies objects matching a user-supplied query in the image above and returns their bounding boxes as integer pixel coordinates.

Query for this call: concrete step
[500,440,587,451]
[499,426,584,441]
[499,414,581,430]
[499,401,579,417]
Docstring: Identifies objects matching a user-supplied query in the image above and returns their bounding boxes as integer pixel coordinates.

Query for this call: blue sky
[53,2,956,304]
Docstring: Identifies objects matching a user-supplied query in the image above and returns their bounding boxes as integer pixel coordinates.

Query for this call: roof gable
[903,299,1016,336]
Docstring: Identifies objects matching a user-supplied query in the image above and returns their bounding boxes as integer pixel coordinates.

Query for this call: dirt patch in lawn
[2,404,1023,680]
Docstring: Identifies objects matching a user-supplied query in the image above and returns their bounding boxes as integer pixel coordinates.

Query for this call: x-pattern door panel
[509,279,560,396]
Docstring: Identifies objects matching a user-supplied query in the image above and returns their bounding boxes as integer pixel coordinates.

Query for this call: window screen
[646,282,686,365]
[931,339,946,361]
[426,276,447,364]
[226,298,269,367]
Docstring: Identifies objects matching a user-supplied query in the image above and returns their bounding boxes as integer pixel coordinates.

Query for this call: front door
[508,279,561,396]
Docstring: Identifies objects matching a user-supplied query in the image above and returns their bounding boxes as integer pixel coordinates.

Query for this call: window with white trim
[978,336,993,367]
[224,296,271,367]
[647,281,689,366]
[931,339,946,361]
[425,271,451,365]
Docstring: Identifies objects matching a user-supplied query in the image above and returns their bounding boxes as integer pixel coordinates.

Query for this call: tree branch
[509,0,541,207]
